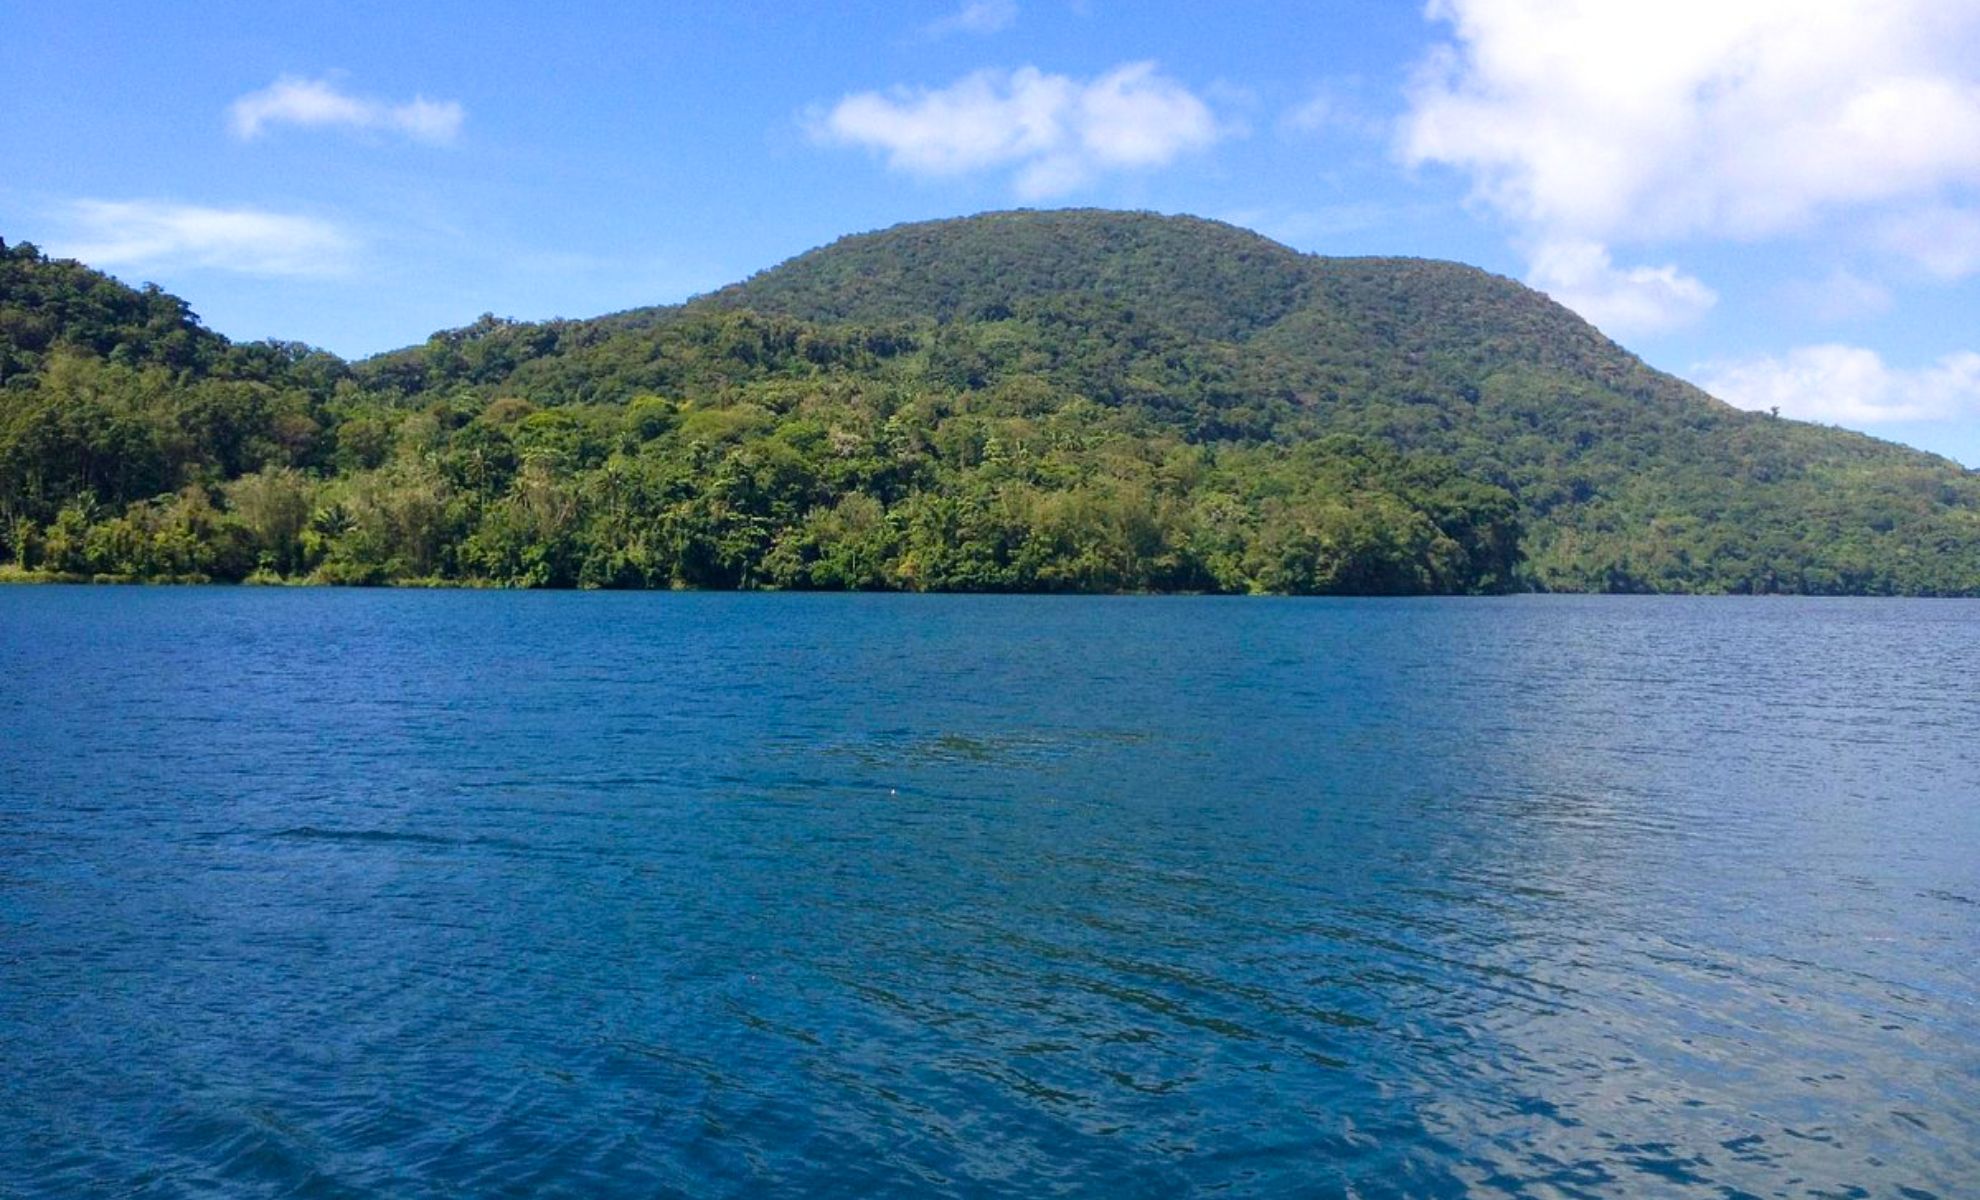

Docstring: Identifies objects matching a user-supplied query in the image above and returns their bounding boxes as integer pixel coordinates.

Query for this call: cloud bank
[230,76,464,144]
[1399,0,1980,332]
[57,200,358,278]
[815,62,1224,198]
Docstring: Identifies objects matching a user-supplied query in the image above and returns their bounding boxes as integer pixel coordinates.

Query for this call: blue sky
[4,1,1978,464]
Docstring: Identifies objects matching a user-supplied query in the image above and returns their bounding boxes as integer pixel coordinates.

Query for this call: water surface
[2,590,1976,1197]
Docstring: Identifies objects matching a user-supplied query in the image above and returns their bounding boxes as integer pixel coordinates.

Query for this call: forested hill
[702,212,1980,592]
[702,209,1318,339]
[3,211,1979,593]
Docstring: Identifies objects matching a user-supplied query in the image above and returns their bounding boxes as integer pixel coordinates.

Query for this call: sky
[3,1,1978,466]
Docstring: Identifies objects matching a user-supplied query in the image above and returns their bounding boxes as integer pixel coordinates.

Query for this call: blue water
[2,590,1976,1198]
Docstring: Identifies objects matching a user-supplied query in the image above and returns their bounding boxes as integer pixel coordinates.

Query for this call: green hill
[3,212,1977,593]
[702,209,1315,340]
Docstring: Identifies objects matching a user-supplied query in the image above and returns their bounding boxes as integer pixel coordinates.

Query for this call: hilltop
[3,212,1977,592]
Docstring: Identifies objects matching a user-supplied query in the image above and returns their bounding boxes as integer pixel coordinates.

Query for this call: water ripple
[1,590,1976,1197]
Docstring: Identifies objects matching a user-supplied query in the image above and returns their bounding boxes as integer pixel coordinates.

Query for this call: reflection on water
[1,590,1976,1197]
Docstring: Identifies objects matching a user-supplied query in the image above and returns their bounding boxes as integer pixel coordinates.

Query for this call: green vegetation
[4,211,1977,593]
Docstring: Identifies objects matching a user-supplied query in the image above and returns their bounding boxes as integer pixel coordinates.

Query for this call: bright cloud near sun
[55,200,359,278]
[229,75,465,144]
[815,62,1225,198]
[1400,0,1980,335]
[1702,346,1980,427]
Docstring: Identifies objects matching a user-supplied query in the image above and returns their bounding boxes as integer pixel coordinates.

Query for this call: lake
[2,589,1976,1197]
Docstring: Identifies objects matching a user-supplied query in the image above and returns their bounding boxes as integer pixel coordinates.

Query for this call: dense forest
[3,210,1978,594]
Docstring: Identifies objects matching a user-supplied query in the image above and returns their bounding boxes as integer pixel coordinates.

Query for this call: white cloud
[1279,86,1384,140]
[229,76,464,144]
[1526,239,1717,336]
[1400,1,1980,295]
[1282,95,1332,134]
[1700,345,1980,425]
[56,200,358,278]
[1877,205,1980,280]
[1403,1,1980,241]
[924,0,1017,37]
[1779,269,1894,323]
[814,62,1225,198]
